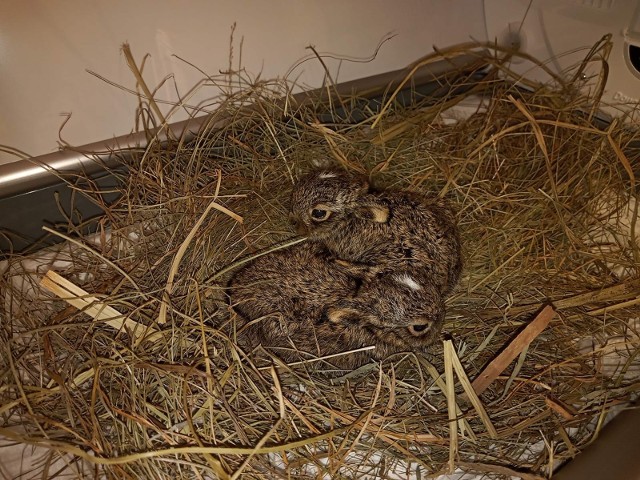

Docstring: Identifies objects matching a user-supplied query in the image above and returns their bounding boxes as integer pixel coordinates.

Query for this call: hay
[1,38,640,479]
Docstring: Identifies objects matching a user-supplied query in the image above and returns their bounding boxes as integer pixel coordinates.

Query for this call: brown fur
[228,243,441,369]
[289,169,463,296]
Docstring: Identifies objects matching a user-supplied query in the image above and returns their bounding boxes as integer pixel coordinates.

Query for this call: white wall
[0,0,488,165]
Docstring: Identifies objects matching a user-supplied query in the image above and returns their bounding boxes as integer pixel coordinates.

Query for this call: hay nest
[2,39,640,479]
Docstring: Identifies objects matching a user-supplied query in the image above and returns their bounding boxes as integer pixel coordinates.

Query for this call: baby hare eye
[310,208,331,222]
[409,323,430,336]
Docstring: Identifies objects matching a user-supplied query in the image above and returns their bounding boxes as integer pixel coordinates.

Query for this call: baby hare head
[327,271,445,347]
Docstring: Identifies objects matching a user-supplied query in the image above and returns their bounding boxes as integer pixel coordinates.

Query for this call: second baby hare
[228,242,443,369]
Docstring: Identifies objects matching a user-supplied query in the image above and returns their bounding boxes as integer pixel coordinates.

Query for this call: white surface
[0,0,488,165]
[484,0,640,119]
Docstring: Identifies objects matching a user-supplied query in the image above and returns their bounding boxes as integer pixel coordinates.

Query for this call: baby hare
[289,169,462,297]
[327,270,445,339]
[227,242,443,369]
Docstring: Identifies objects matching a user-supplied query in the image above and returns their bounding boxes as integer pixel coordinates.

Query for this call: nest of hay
[2,39,640,479]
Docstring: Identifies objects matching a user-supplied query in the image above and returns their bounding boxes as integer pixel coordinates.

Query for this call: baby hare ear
[326,306,363,326]
[354,199,389,223]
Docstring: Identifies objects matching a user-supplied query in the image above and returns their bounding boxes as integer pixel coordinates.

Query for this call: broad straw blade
[40,270,152,340]
[443,339,458,473]
[471,305,556,395]
[444,340,498,439]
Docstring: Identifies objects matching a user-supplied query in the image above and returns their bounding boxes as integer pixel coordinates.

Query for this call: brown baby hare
[227,242,444,369]
[289,168,462,297]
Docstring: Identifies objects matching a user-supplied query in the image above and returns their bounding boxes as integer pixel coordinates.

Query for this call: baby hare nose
[289,214,308,235]
[295,223,309,235]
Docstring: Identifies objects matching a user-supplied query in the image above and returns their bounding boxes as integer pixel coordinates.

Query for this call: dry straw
[1,37,639,479]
